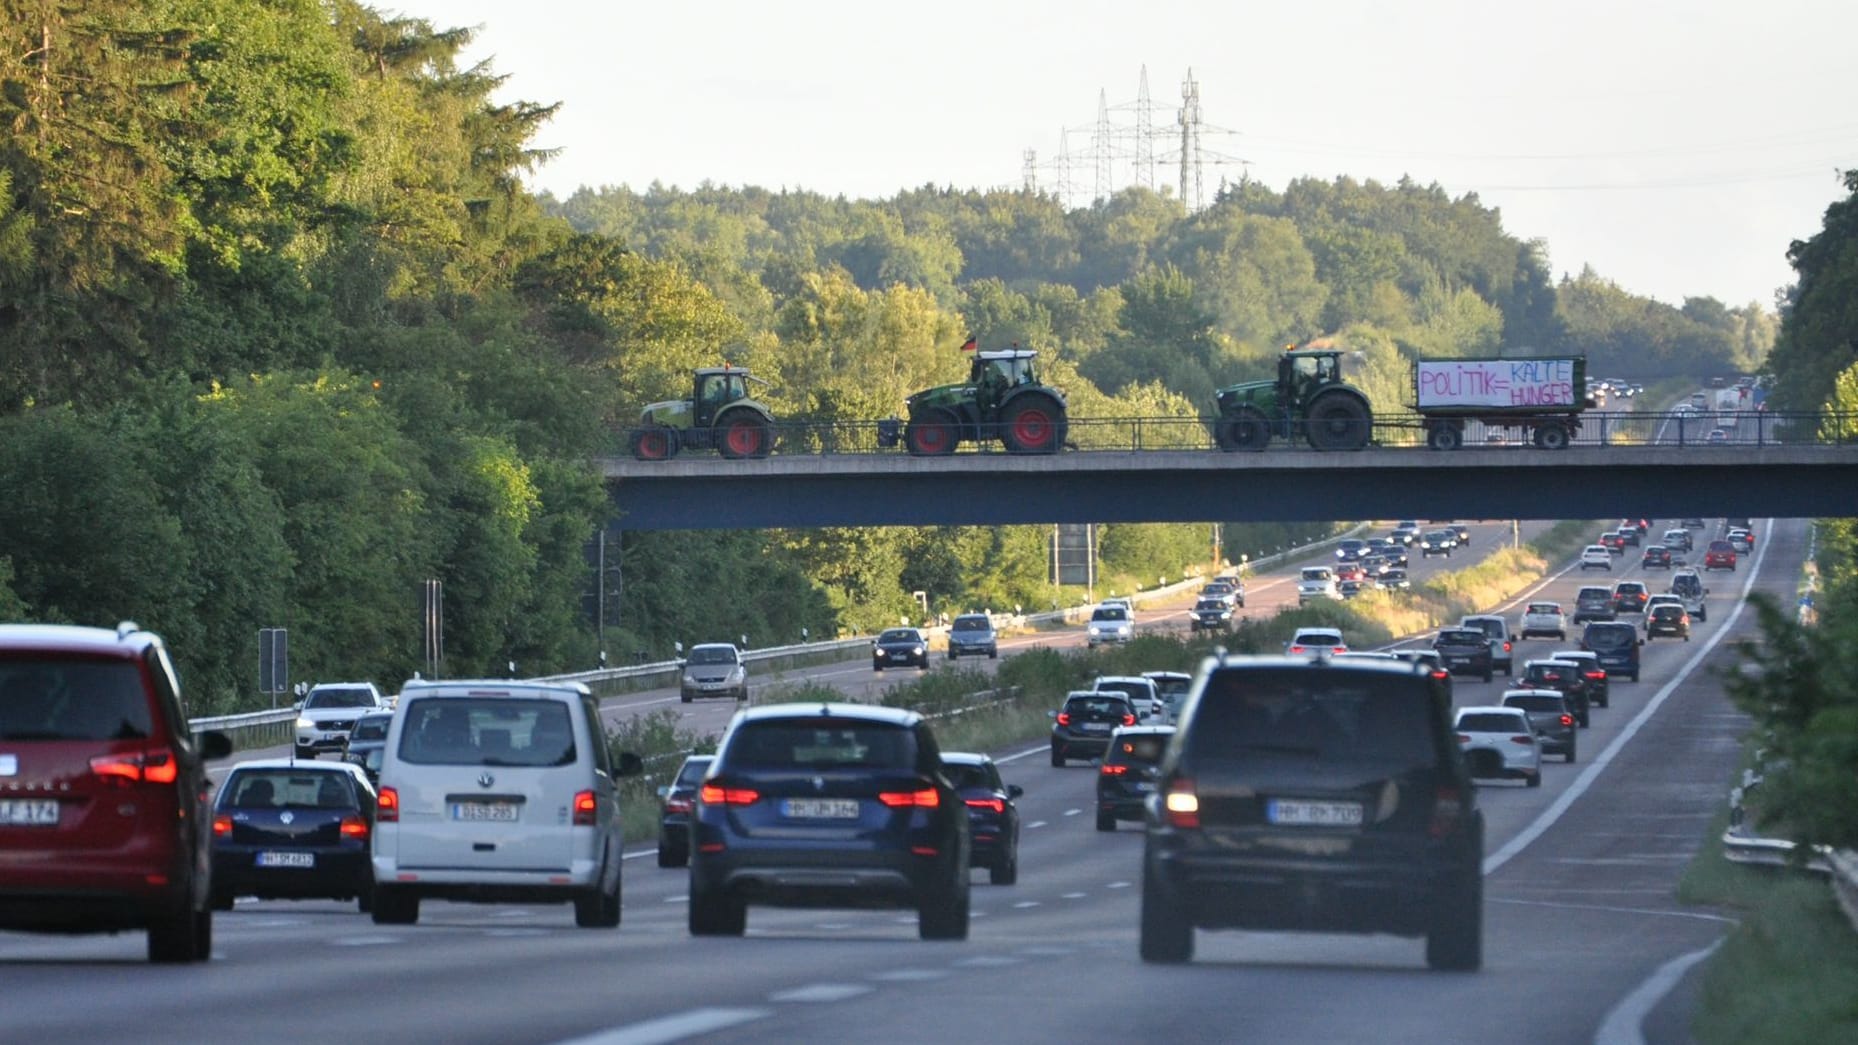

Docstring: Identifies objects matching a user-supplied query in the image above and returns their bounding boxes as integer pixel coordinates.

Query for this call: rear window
[1577,587,1611,601]
[687,646,738,665]
[1183,668,1438,769]
[1651,606,1685,619]
[673,757,713,787]
[0,658,153,741]
[1461,618,1502,637]
[1614,583,1646,594]
[1709,541,1733,552]
[1584,624,1637,650]
[1526,603,1559,615]
[224,769,357,809]
[1293,630,1343,646]
[1104,733,1172,766]
[1457,712,1525,733]
[1095,681,1153,703]
[1437,629,1485,644]
[1503,695,1565,713]
[1065,696,1133,718]
[723,721,917,770]
[941,761,1001,791]
[350,716,391,742]
[1523,664,1570,683]
[396,697,577,767]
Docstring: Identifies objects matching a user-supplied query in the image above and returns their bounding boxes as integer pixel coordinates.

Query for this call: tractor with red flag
[900,338,1069,455]
[628,366,777,460]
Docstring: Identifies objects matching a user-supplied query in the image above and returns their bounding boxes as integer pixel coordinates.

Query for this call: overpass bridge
[600,439,1858,530]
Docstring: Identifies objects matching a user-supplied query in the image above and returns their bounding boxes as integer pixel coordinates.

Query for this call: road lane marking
[1012,901,1040,909]
[1062,808,1081,817]
[869,968,950,982]
[953,955,1024,968]
[1026,821,1048,829]
[549,1007,771,1045]
[1593,940,1724,1045]
[664,895,687,903]
[1106,881,1131,889]
[996,744,1049,764]
[1491,898,1736,924]
[770,984,873,1003]
[1062,892,1087,900]
[330,936,399,947]
[1483,524,1769,876]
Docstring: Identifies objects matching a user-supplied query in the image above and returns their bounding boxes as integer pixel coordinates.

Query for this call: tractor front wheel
[1001,395,1066,454]
[1215,407,1270,452]
[905,410,959,456]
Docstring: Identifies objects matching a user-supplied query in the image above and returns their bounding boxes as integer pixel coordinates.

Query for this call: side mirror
[1047,710,1058,719]
[1637,638,1646,647]
[292,701,303,712]
[614,751,645,778]
[1007,785,1024,799]
[655,785,671,798]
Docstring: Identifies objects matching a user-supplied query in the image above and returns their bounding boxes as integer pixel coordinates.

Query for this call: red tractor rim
[1013,408,1051,446]
[639,431,668,458]
[726,422,762,456]
[915,423,950,452]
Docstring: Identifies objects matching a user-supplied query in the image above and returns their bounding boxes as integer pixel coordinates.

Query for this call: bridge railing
[606,409,1858,458]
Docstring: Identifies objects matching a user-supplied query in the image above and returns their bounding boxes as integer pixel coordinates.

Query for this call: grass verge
[1677,757,1858,1043]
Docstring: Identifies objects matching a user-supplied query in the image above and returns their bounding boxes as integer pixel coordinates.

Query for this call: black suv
[1097,726,1175,831]
[1051,692,1137,766]
[0,623,232,963]
[1517,659,1591,728]
[687,703,970,939]
[942,752,1021,885]
[1140,656,1483,970]
[1431,628,1494,682]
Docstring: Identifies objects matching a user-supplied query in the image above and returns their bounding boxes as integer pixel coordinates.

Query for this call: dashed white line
[329,935,399,947]
[1061,892,1088,900]
[953,955,1024,968]
[769,983,873,1004]
[1593,940,1724,1045]
[1062,808,1081,817]
[1106,881,1131,890]
[548,1007,771,1045]
[664,895,687,904]
[1026,820,1048,829]
[1012,901,1040,909]
[869,968,950,982]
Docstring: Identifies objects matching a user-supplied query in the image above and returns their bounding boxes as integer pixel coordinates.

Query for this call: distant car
[1548,649,1610,708]
[1285,627,1348,656]
[1682,518,1706,529]
[1335,539,1369,562]
[295,681,387,759]
[1662,528,1693,553]
[681,643,749,701]
[1611,581,1650,614]
[1337,579,1365,599]
[1375,568,1411,591]
[1051,691,1139,766]
[1573,585,1618,624]
[1139,655,1483,970]
[1334,561,1367,584]
[1501,689,1577,763]
[341,710,394,784]
[1581,621,1643,683]
[1727,528,1754,554]
[1459,614,1514,673]
[655,754,713,868]
[1419,530,1457,557]
[1670,569,1709,622]
[1518,602,1568,641]
[1143,671,1194,722]
[1096,726,1174,831]
[1517,659,1591,728]
[1091,675,1163,722]
[1432,627,1494,682]
[1706,428,1729,444]
[946,613,999,660]
[1579,545,1613,571]
[1085,604,1135,648]
[1640,545,1673,570]
[687,702,971,940]
[942,752,1022,885]
[1391,520,1422,545]
[1600,531,1628,555]
[211,760,378,912]
[1703,540,1737,571]
[1190,597,1235,632]
[1454,706,1542,787]
[1297,566,1339,605]
[1645,604,1691,641]
[1367,537,1409,568]
[873,627,930,670]
[1617,527,1641,547]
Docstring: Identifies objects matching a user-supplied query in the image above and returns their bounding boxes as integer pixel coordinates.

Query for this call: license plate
[782,798,860,819]
[1135,782,1156,793]
[0,799,58,826]
[452,801,520,822]
[255,851,314,868]
[1266,799,1364,827]
[1081,722,1111,733]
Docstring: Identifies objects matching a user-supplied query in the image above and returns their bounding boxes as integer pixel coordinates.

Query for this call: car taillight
[1560,714,1574,727]
[1288,645,1307,654]
[340,815,370,840]
[1122,713,1136,727]
[1431,669,1449,680]
[1429,785,1464,839]
[1454,734,1471,744]
[878,787,940,808]
[88,747,178,785]
[965,797,1005,813]
[664,796,693,815]
[699,784,761,806]
[377,786,399,821]
[573,789,598,826]
[1056,712,1072,726]
[1163,777,1199,829]
[1509,735,1535,745]
[1584,671,1604,680]
[212,813,233,837]
[1502,641,1512,653]
[1331,646,1346,655]
[1100,763,1128,775]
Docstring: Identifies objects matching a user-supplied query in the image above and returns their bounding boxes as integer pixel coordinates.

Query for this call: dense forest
[0,2,1790,712]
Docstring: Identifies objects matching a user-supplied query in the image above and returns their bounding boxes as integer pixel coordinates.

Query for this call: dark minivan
[1581,621,1643,682]
[1140,655,1483,971]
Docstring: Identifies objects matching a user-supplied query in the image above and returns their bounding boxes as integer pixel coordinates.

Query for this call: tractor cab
[1280,350,1343,408]
[970,350,1038,412]
[693,368,752,427]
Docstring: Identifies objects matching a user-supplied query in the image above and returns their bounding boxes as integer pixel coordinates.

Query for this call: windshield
[673,756,713,787]
[1091,607,1128,622]
[1300,568,1333,581]
[305,687,375,709]
[878,630,921,643]
[687,646,738,665]
[1457,712,1525,733]
[951,617,991,632]
[941,760,1001,791]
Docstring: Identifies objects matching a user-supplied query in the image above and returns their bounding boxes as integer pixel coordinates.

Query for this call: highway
[0,515,1792,1045]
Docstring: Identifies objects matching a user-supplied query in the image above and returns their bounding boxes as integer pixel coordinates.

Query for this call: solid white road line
[769,984,872,1003]
[1592,940,1725,1045]
[549,1007,771,1045]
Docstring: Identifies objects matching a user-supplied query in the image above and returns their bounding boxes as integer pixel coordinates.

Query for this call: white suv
[296,682,387,758]
[1578,545,1612,571]
[370,680,643,928]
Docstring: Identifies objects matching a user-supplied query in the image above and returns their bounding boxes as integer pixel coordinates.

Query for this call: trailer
[1412,356,1588,450]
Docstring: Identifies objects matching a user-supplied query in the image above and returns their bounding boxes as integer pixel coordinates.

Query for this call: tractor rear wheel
[1001,395,1065,454]
[1215,407,1270,452]
[718,411,772,459]
[630,426,680,461]
[1306,393,1371,451]
[905,410,959,456]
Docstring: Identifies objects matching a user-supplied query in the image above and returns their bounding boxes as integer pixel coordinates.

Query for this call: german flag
[959,336,977,352]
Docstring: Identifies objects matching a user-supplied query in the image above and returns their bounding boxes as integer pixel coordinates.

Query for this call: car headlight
[912,646,924,655]
[730,667,745,682]
[296,717,314,729]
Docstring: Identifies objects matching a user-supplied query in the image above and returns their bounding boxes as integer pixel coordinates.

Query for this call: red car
[0,623,233,962]
[1703,540,1737,571]
[1600,531,1627,554]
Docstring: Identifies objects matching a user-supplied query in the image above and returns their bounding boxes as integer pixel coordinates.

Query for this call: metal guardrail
[606,409,1858,458]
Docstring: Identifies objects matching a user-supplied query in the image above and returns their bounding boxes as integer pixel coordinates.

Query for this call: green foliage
[1768,170,1858,411]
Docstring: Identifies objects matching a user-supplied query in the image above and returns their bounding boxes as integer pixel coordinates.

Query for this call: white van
[1297,566,1339,606]
[370,680,643,927]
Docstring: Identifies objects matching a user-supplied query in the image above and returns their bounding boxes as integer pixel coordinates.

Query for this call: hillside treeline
[0,2,1773,710]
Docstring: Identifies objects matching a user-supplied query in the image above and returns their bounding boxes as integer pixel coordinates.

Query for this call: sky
[384,0,1857,309]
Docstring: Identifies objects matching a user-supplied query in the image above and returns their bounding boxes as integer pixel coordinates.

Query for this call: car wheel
[918,874,970,940]
[1527,771,1541,788]
[210,889,235,912]
[1139,872,1193,964]
[356,888,373,914]
[873,663,883,672]
[148,901,209,963]
[1481,669,1492,683]
[1580,712,1591,728]
[689,883,747,936]
[657,842,686,869]
[1051,747,1065,768]
[1096,809,1116,832]
[372,885,419,925]
[1425,872,1482,972]
[990,844,1018,886]
[1631,671,1641,682]
[988,649,998,659]
[680,693,693,704]
[294,745,315,760]
[574,869,622,929]
[1566,746,1577,764]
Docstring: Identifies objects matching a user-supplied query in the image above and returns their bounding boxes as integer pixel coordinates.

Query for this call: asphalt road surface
[3,517,1786,1045]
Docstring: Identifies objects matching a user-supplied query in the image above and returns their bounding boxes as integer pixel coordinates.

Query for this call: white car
[370,679,644,927]
[1296,566,1339,605]
[1578,545,1613,571]
[1284,627,1348,656]
[1091,676,1162,721]
[1453,706,1541,787]
[295,681,387,758]
[1086,603,1134,648]
[1518,602,1567,641]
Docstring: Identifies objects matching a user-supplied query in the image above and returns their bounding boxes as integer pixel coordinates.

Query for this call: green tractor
[628,367,777,460]
[1210,348,1373,452]
[901,348,1068,455]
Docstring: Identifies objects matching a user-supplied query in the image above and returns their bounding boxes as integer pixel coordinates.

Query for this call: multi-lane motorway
[1,517,1794,1045]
